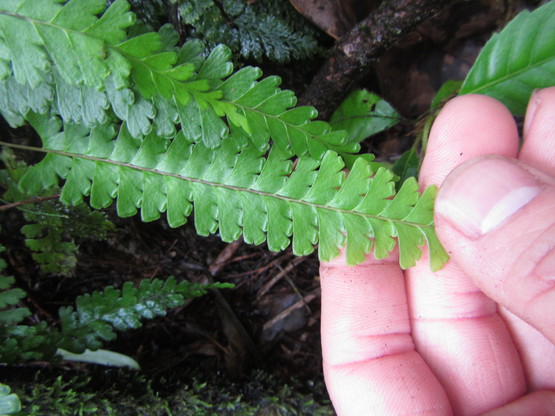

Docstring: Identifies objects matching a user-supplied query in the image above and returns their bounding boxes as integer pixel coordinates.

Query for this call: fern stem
[0,195,60,212]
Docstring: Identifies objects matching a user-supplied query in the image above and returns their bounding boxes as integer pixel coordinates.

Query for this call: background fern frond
[12,113,448,271]
[57,276,232,353]
[172,0,322,63]
[0,259,229,363]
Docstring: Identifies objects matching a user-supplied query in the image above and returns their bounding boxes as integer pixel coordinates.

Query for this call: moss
[5,368,334,416]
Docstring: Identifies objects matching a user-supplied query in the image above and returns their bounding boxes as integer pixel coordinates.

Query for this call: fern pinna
[0,0,448,271]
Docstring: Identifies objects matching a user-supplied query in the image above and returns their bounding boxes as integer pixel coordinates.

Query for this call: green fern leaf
[460,1,555,115]
[213,67,356,158]
[0,1,344,157]
[330,90,400,144]
[14,114,448,271]
[58,276,230,352]
[1,150,114,277]
[0,278,26,310]
[0,76,53,126]
[0,0,135,88]
[0,1,350,157]
[0,251,32,326]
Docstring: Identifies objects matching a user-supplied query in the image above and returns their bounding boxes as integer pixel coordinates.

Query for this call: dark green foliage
[392,149,420,189]
[1,150,114,277]
[0,245,58,364]
[21,202,114,277]
[8,370,334,415]
[173,0,322,63]
[330,90,400,145]
[0,269,231,363]
[57,276,232,353]
[10,375,112,416]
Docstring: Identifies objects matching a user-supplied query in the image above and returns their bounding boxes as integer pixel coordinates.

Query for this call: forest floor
[0,0,541,414]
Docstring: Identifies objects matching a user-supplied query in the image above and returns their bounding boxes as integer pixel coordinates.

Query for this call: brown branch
[0,194,60,212]
[299,0,451,120]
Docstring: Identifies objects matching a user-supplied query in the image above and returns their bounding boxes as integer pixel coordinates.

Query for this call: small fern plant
[0,0,449,271]
[0,242,231,364]
[172,0,323,63]
[1,149,115,276]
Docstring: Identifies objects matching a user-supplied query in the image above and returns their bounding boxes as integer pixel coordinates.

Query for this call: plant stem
[299,0,451,119]
[0,195,60,212]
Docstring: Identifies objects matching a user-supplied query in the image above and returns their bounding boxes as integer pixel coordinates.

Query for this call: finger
[407,94,526,414]
[435,156,555,344]
[481,390,555,416]
[320,252,451,415]
[520,87,555,176]
[420,94,519,187]
[506,87,555,391]
[499,307,555,391]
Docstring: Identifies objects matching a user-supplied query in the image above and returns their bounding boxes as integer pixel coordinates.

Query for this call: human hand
[320,88,555,415]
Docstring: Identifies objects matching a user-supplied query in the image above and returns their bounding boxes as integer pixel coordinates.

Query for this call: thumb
[434,155,555,343]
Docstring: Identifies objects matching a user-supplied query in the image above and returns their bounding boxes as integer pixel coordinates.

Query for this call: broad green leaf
[330,90,400,144]
[460,1,555,115]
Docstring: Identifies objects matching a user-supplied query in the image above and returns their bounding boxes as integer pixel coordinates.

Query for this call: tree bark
[299,0,451,119]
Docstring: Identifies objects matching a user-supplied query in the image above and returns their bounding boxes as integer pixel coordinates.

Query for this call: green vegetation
[6,370,333,416]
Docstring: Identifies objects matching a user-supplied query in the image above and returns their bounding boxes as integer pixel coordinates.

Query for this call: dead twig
[262,288,320,332]
[299,0,451,119]
[208,239,243,276]
[256,256,306,300]
[0,194,60,212]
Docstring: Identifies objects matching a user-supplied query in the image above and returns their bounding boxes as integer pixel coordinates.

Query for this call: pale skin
[320,88,555,415]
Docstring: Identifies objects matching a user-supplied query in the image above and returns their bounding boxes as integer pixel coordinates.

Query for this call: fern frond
[0,0,350,158]
[174,0,322,63]
[57,276,231,353]
[0,259,228,363]
[11,114,448,271]
[0,246,56,363]
[0,261,29,325]
[0,0,135,88]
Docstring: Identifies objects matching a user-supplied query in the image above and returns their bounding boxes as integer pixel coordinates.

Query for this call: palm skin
[320,89,555,415]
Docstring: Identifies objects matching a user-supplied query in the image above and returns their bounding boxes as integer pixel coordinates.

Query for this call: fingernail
[535,249,555,281]
[436,157,542,238]
[524,89,542,137]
